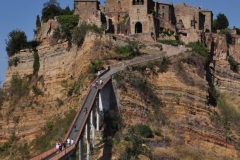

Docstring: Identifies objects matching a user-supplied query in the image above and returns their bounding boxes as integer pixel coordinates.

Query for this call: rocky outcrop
[34,18,59,45]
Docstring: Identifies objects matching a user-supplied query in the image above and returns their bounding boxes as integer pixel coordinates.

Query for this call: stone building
[74,0,102,27]
[74,0,213,41]
[175,3,212,32]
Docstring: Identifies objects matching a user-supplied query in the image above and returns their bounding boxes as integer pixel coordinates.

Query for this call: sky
[0,0,240,85]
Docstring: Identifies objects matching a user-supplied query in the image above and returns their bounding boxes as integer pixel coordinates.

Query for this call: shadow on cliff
[205,39,218,106]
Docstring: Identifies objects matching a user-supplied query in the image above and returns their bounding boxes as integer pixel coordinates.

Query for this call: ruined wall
[201,11,213,32]
[175,3,205,31]
[74,0,102,27]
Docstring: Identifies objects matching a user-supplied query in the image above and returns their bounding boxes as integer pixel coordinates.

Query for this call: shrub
[32,109,77,152]
[137,124,153,138]
[41,0,61,22]
[120,14,129,24]
[5,29,27,57]
[114,40,141,59]
[186,41,208,57]
[228,56,238,72]
[236,28,240,35]
[8,57,20,67]
[88,59,103,74]
[33,51,40,75]
[9,74,29,101]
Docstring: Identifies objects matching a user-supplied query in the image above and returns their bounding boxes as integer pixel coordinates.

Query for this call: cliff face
[116,53,239,158]
[1,21,114,142]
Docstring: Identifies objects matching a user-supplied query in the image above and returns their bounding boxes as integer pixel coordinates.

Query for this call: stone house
[74,0,213,41]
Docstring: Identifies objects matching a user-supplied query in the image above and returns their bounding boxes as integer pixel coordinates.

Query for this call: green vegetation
[88,59,103,74]
[5,29,40,57]
[120,14,129,24]
[136,124,153,138]
[236,28,240,35]
[157,39,184,46]
[31,109,77,153]
[161,30,174,37]
[5,29,27,57]
[179,19,184,28]
[186,41,208,57]
[116,125,152,159]
[36,15,41,28]
[131,57,170,74]
[72,22,103,47]
[213,13,229,30]
[114,40,141,59]
[228,56,238,72]
[61,76,84,96]
[33,51,40,75]
[8,74,29,104]
[41,0,74,22]
[219,29,232,44]
[8,57,20,67]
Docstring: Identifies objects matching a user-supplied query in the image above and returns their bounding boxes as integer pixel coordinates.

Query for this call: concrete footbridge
[30,50,179,160]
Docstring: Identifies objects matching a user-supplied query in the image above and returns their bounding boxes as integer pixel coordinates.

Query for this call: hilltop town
[1,0,240,159]
[74,0,213,43]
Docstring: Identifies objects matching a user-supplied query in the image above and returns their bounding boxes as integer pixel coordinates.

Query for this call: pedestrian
[100,79,102,85]
[67,138,70,147]
[98,71,101,77]
[62,141,66,150]
[56,143,59,153]
[59,143,62,151]
[74,124,77,132]
[71,138,74,145]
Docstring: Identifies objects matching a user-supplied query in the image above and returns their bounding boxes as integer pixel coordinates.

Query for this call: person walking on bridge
[71,138,74,145]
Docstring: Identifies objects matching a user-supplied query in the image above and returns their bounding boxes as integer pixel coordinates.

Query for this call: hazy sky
[0,0,240,84]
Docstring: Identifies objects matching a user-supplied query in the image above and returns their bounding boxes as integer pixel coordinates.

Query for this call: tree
[41,0,61,22]
[36,15,41,28]
[5,29,27,57]
[215,13,229,30]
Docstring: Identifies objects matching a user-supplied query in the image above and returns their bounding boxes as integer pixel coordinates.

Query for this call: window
[137,9,140,13]
[118,1,120,4]
[162,6,165,9]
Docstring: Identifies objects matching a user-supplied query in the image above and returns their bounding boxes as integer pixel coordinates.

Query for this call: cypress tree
[36,15,41,28]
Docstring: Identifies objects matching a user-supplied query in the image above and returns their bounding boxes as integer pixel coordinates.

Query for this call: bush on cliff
[114,40,141,59]
[5,29,27,57]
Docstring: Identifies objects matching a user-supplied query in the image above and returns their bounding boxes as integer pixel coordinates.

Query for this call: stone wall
[74,0,102,27]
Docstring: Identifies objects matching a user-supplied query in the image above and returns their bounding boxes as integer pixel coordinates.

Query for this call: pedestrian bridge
[30,51,178,160]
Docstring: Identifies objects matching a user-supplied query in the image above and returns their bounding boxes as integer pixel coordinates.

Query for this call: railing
[48,76,111,160]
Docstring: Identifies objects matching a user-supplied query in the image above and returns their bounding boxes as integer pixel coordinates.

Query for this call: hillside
[1,13,240,160]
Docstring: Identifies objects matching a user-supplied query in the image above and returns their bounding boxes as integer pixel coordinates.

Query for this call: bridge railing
[49,76,112,160]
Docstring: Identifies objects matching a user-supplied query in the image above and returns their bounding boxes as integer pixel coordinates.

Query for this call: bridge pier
[96,98,100,131]
[79,135,84,160]
[70,150,76,160]
[91,109,96,148]
[85,117,90,160]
